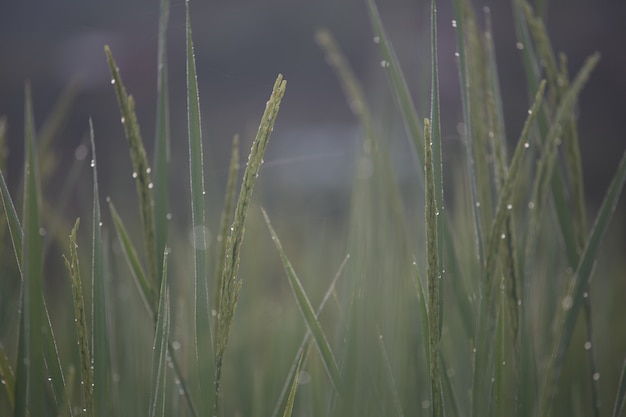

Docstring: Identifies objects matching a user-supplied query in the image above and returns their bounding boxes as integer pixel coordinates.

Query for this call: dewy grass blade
[184,3,214,415]
[365,0,424,164]
[14,83,46,417]
[213,135,239,319]
[262,208,343,395]
[452,0,485,266]
[271,254,349,417]
[90,119,110,417]
[215,74,286,415]
[63,218,94,417]
[150,251,170,417]
[377,331,406,417]
[612,357,626,417]
[281,349,305,417]
[424,118,443,417]
[540,146,626,417]
[153,0,171,282]
[104,46,158,305]
[0,342,15,411]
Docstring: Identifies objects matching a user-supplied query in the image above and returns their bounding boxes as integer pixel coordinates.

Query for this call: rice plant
[1,0,625,416]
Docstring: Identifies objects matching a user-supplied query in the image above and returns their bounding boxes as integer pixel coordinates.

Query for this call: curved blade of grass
[612,357,626,417]
[104,45,158,305]
[90,119,110,417]
[153,0,171,282]
[540,146,626,417]
[365,0,424,164]
[0,342,15,411]
[63,218,94,417]
[107,199,151,311]
[184,3,214,415]
[14,83,46,417]
[271,254,349,417]
[262,208,342,395]
[215,74,286,415]
[377,330,406,417]
[424,118,443,417]
[150,251,170,417]
[213,134,239,321]
[281,349,305,417]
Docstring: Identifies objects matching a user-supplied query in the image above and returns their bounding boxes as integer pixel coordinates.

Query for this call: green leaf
[281,349,305,417]
[0,342,16,412]
[89,119,110,417]
[184,3,214,415]
[150,251,170,417]
[262,208,342,395]
[613,357,626,417]
[153,0,171,283]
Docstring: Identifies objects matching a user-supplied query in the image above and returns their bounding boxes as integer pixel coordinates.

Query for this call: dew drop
[561,296,573,310]
[378,334,383,340]
[593,372,600,381]
[483,6,490,13]
[528,109,533,115]
[528,201,535,209]
[380,60,390,68]
[475,201,481,208]
[583,292,588,298]
[451,20,457,28]
[454,52,460,57]
[373,36,380,44]
[146,167,151,174]
[0,379,5,385]
[501,233,506,240]
[584,341,592,350]
[172,341,181,350]
[90,159,95,168]
[110,79,116,85]
[502,361,506,366]
[120,117,125,124]
[148,182,154,189]
[99,221,103,227]
[202,190,206,195]
[132,172,138,179]
[211,309,217,317]
[524,142,530,149]
[48,377,52,381]
[507,203,513,210]
[39,227,46,237]
[166,213,172,220]
[516,42,524,50]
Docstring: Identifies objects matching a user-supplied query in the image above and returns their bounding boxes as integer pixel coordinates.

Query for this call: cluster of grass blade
[0,0,287,415]
[1,0,625,415]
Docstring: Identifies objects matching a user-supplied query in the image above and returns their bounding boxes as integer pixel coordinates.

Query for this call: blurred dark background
[0,0,624,221]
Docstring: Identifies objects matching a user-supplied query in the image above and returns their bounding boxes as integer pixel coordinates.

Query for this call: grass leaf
[150,251,170,417]
[153,0,171,282]
[281,349,305,417]
[89,119,110,417]
[262,208,342,396]
[0,342,16,411]
[184,3,214,414]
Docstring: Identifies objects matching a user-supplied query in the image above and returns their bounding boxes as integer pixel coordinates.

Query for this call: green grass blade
[89,119,110,417]
[63,218,94,417]
[377,331,406,417]
[281,349,305,417]
[0,342,16,412]
[452,0,485,266]
[271,254,349,417]
[262,208,342,395]
[612,357,626,417]
[365,0,424,164]
[153,0,171,282]
[107,199,151,311]
[184,3,214,415]
[0,167,23,272]
[13,83,46,417]
[104,45,158,305]
[215,74,286,415]
[424,118,443,417]
[540,146,626,417]
[150,251,170,417]
[213,135,239,320]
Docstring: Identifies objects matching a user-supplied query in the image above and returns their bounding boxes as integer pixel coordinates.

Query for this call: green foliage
[0,1,624,416]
